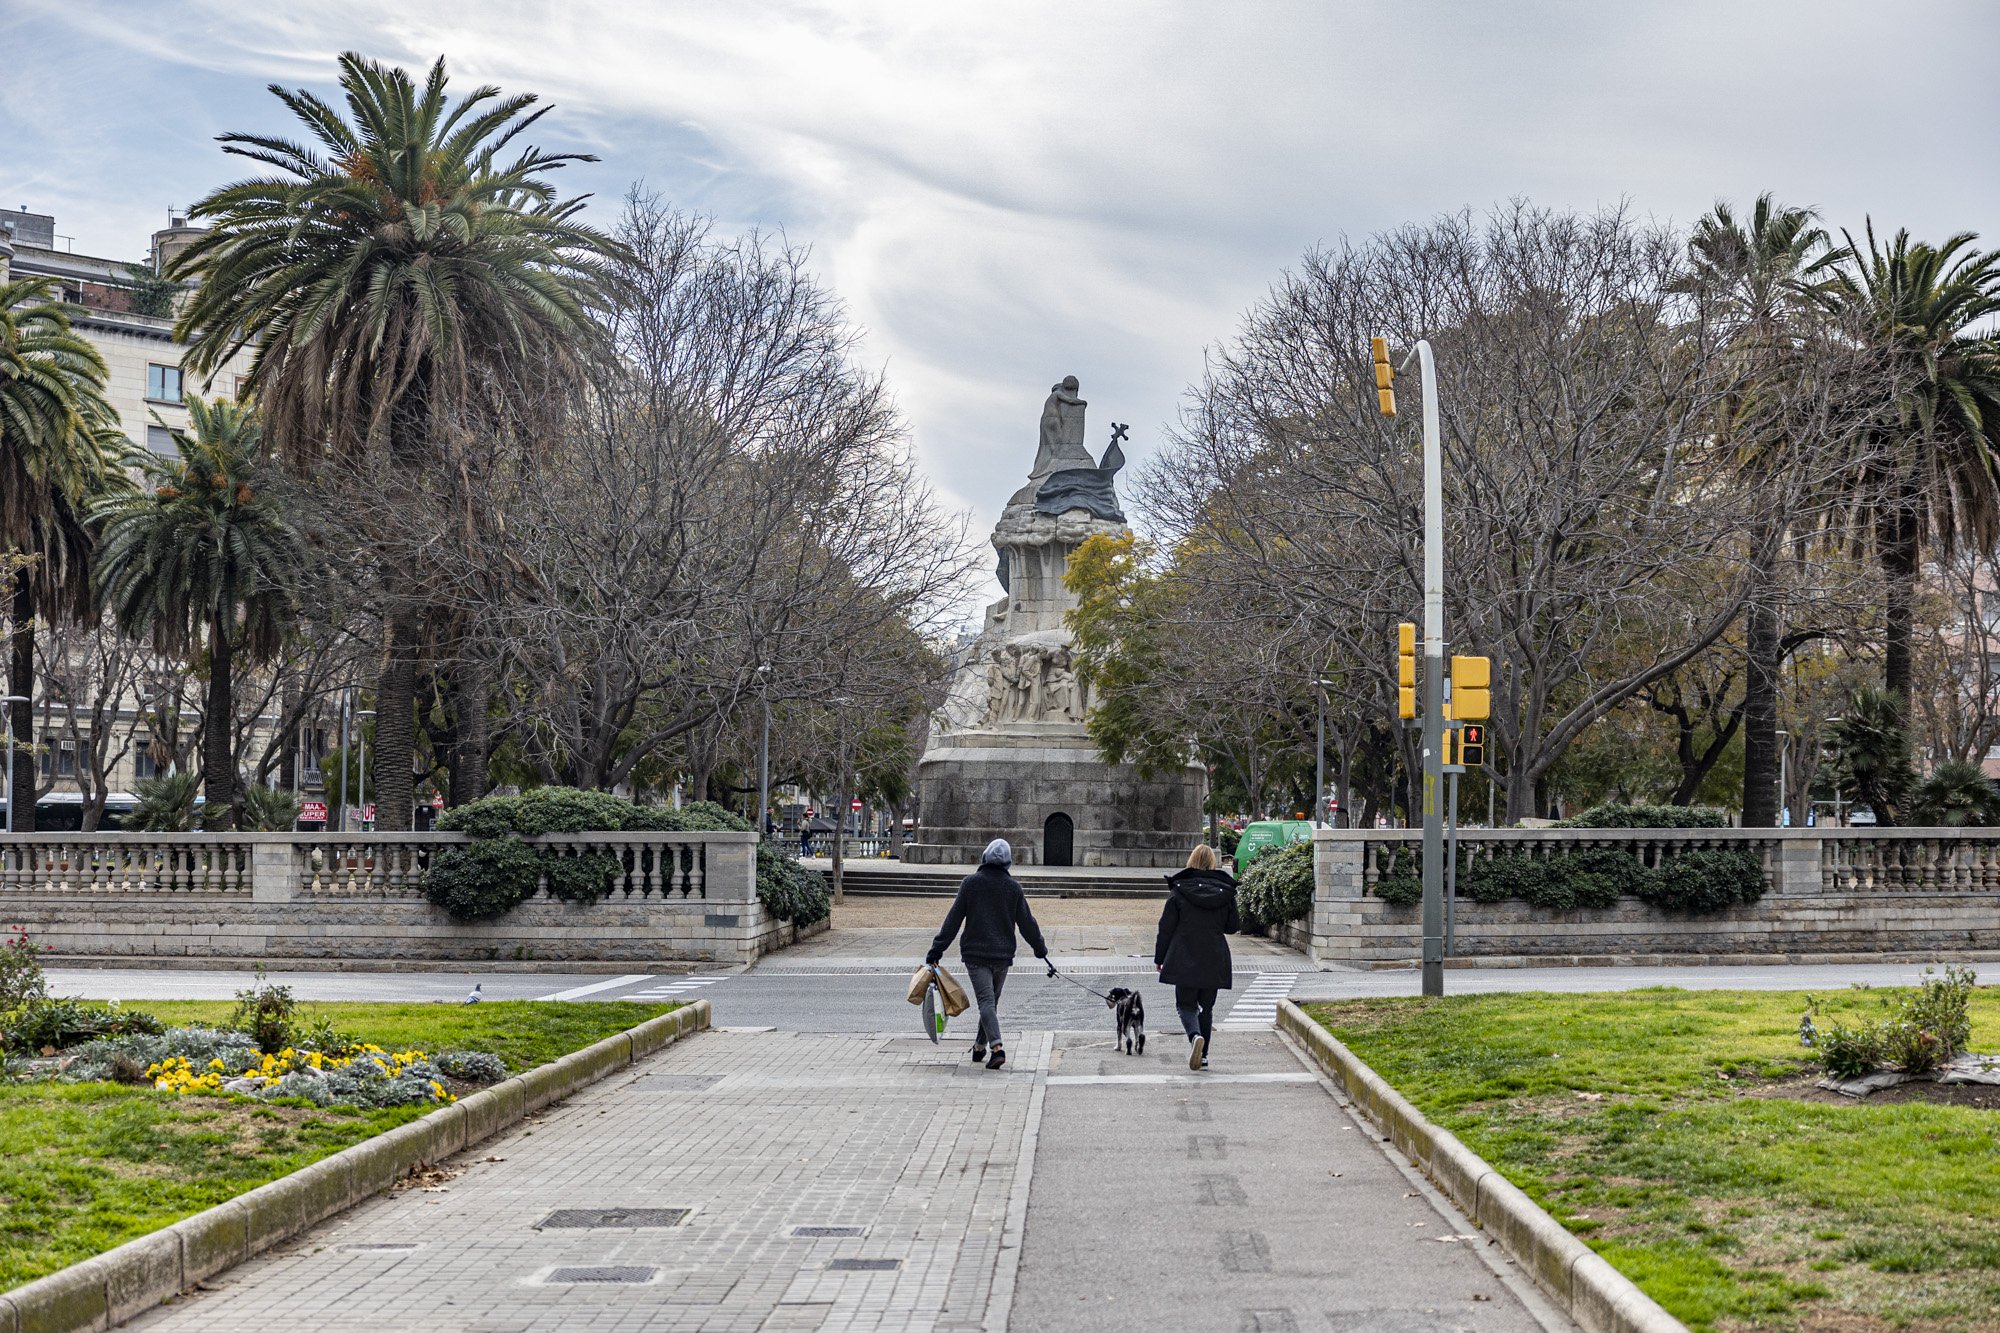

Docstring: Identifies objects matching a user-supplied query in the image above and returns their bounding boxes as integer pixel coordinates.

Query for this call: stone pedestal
[904,725,1205,868]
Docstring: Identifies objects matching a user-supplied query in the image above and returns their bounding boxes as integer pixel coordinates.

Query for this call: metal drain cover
[631,1073,725,1091]
[792,1225,866,1238]
[826,1258,901,1272]
[546,1266,657,1284]
[537,1208,691,1229]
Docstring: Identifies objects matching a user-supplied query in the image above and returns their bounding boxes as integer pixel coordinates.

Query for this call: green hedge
[1238,839,1314,929]
[1554,803,1728,829]
[1367,843,1766,914]
[425,789,829,926]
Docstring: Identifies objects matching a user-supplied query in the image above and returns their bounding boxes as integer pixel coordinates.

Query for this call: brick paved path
[127,1024,1565,1333]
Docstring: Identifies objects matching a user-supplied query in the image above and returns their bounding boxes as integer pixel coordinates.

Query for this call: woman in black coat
[1154,843,1240,1070]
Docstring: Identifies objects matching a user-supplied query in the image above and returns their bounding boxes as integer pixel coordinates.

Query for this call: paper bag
[931,962,971,1018]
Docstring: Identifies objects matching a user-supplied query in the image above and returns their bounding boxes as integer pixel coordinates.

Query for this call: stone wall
[0,830,813,967]
[1309,828,2000,965]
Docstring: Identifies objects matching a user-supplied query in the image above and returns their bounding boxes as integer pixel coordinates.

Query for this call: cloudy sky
[7,0,1997,613]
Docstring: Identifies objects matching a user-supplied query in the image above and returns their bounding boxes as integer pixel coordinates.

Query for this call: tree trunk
[373,607,420,831]
[277,671,301,792]
[8,577,35,833]
[1881,505,1919,705]
[447,652,491,806]
[201,616,238,830]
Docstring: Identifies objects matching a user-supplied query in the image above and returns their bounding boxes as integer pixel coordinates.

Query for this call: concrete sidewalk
[125,1025,1567,1332]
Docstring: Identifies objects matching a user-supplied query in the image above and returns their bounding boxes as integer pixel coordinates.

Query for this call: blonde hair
[1187,844,1219,871]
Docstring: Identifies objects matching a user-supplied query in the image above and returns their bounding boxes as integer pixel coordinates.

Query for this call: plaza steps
[833,863,1171,899]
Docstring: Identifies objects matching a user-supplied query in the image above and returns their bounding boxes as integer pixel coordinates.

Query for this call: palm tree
[94,398,304,830]
[0,277,124,832]
[1677,194,1833,826]
[167,52,621,828]
[1816,224,2000,703]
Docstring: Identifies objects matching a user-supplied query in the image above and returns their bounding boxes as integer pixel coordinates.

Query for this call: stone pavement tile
[1010,1031,1576,1333]
[126,1029,1051,1333]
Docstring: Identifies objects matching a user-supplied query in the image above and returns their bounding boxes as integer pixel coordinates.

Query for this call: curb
[1278,999,1683,1333]
[0,1000,711,1333]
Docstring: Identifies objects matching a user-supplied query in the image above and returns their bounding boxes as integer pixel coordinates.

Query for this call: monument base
[904,726,1206,869]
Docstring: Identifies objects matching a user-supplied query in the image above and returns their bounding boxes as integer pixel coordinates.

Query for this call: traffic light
[1459,724,1485,767]
[1371,336,1397,417]
[1449,654,1491,721]
[1396,622,1417,720]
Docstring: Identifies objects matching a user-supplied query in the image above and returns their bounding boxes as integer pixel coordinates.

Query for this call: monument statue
[907,375,1205,867]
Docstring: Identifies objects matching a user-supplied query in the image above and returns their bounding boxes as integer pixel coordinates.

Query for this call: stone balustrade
[0,830,810,966]
[1310,827,2000,966]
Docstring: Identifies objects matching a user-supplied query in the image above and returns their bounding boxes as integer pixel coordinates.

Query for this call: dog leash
[1043,962,1113,1002]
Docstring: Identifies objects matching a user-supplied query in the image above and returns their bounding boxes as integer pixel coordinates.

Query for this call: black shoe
[970,1047,986,1063]
[986,1047,1007,1070]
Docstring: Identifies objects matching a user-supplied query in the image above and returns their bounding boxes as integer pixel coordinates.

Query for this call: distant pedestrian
[800,826,813,857]
[925,838,1049,1071]
[1155,843,1239,1070]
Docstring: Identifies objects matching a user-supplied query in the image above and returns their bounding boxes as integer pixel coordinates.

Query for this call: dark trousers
[967,962,1010,1049]
[1175,985,1218,1045]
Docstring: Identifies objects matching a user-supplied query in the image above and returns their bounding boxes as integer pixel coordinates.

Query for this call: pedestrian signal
[1459,724,1485,767]
[1371,336,1397,417]
[1396,622,1417,719]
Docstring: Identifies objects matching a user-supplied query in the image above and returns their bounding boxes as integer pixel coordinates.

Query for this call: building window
[233,374,249,402]
[40,739,78,778]
[145,424,177,456]
[135,747,160,781]
[146,364,183,404]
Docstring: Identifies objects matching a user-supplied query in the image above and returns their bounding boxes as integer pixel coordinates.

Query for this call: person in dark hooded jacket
[1155,843,1240,1069]
[927,838,1049,1070]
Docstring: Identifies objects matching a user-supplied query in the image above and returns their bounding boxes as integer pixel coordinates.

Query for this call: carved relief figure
[1046,657,1083,722]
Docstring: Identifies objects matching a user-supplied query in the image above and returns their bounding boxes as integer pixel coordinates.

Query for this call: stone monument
[904,377,1206,867]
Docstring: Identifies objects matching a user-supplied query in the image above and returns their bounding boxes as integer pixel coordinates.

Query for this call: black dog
[1105,987,1146,1055]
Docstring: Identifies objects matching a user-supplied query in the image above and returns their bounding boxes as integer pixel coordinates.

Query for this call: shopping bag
[907,964,938,1005]
[931,962,971,1018]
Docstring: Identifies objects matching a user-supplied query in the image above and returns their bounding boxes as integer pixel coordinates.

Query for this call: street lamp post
[356,710,376,830]
[1313,679,1332,827]
[1,695,26,834]
[830,696,854,903]
[1776,729,1790,827]
[756,665,772,837]
[1408,339,1447,999]
[335,691,352,832]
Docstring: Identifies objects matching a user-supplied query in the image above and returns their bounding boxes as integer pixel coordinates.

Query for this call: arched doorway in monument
[1043,812,1075,867]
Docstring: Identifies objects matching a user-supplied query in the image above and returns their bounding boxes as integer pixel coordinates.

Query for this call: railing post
[703,834,758,906]
[1310,830,1366,965]
[249,837,297,903]
[1775,832,1823,896]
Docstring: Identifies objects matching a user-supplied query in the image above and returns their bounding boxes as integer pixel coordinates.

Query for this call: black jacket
[1154,868,1240,989]
[927,864,1049,967]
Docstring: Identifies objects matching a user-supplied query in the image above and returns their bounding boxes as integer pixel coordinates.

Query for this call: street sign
[362,803,377,822]
[300,800,328,823]
[850,798,863,813]
[431,791,445,808]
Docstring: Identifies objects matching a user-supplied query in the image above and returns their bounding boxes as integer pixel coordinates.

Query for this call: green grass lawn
[1306,987,2000,1332]
[0,1000,674,1290]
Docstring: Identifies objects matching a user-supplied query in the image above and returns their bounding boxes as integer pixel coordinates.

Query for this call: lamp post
[1408,338,1447,998]
[1313,679,1333,827]
[356,709,376,830]
[830,696,854,903]
[335,690,352,832]
[1775,729,1790,827]
[756,665,772,837]
[1,694,26,834]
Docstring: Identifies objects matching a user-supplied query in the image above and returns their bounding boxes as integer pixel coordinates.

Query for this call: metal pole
[357,710,373,831]
[336,691,350,832]
[1414,339,1446,998]
[1315,682,1326,827]
[0,694,23,834]
[1446,770,1459,955]
[1776,729,1789,827]
[757,667,772,837]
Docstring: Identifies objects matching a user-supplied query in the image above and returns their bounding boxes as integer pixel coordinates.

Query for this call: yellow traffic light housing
[1396,622,1417,720]
[1371,335,1397,417]
[1448,655,1491,721]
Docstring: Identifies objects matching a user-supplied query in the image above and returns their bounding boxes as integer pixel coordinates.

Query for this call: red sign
[850,798,863,813]
[300,800,328,823]
[362,803,377,822]
[431,792,445,808]
[804,808,815,818]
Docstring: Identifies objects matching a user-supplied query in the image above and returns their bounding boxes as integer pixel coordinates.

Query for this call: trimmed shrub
[1240,839,1314,927]
[540,850,625,904]
[1556,803,1728,829]
[756,842,831,926]
[2,998,163,1054]
[1640,848,1766,913]
[1373,874,1422,906]
[424,838,543,920]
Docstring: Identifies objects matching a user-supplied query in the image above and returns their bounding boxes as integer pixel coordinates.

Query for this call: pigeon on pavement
[464,983,483,1004]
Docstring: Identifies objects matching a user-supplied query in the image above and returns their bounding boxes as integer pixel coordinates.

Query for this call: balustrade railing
[0,835,253,895]
[0,830,753,903]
